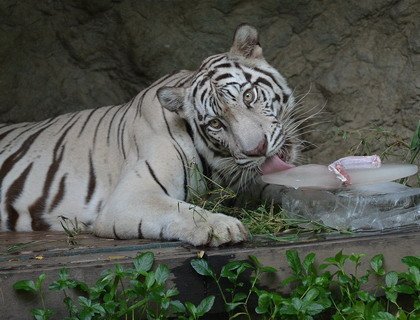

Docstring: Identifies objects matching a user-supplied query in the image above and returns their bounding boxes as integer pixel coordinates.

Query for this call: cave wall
[0,0,419,163]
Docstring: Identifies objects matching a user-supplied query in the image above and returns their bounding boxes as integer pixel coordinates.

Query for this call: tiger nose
[244,137,268,157]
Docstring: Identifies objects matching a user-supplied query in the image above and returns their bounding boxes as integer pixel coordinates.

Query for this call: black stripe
[85,151,96,204]
[133,134,140,160]
[0,121,51,155]
[0,125,50,204]
[198,152,212,180]
[199,55,225,70]
[135,72,177,118]
[5,162,33,231]
[57,112,79,134]
[173,144,188,201]
[185,121,194,142]
[0,127,18,142]
[29,115,80,230]
[120,121,127,159]
[194,121,227,157]
[271,130,284,147]
[93,106,115,145]
[96,200,103,213]
[107,104,126,145]
[161,107,189,200]
[244,72,252,82]
[254,67,285,91]
[78,108,98,137]
[50,174,67,211]
[215,73,233,82]
[255,77,273,89]
[138,220,143,238]
[214,62,232,69]
[113,224,121,240]
[146,160,169,196]
[116,100,134,149]
[200,88,208,104]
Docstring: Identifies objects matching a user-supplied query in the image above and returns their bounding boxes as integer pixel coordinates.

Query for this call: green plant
[13,252,214,320]
[190,251,420,319]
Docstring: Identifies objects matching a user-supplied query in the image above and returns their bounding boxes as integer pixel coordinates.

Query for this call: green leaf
[49,269,77,291]
[279,301,298,315]
[220,261,252,282]
[226,302,243,312]
[305,302,325,315]
[185,301,197,315]
[196,296,215,316]
[155,264,170,285]
[396,310,407,320]
[385,271,398,287]
[133,252,154,274]
[145,271,155,289]
[286,250,303,276]
[371,254,385,275]
[408,266,420,286]
[78,296,91,308]
[373,311,397,320]
[233,292,247,303]
[358,290,375,302]
[165,288,179,298]
[395,284,414,294]
[255,292,271,314]
[349,253,365,265]
[35,274,46,291]
[401,256,420,269]
[260,266,277,273]
[13,280,37,293]
[170,300,186,313]
[303,288,319,302]
[385,290,398,304]
[248,255,262,268]
[302,252,316,273]
[31,308,53,320]
[291,297,302,311]
[334,250,349,267]
[63,296,78,316]
[190,259,215,277]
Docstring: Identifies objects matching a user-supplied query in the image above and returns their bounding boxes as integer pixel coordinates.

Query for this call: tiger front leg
[93,168,248,246]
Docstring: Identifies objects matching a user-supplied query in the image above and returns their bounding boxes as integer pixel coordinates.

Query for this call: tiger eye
[209,119,223,129]
[243,89,255,105]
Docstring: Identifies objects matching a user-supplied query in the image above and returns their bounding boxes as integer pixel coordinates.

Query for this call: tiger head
[158,24,300,187]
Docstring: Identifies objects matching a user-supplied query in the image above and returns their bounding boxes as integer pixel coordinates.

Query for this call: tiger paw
[173,213,249,247]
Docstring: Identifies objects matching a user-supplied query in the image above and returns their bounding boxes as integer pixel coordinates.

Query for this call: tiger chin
[0,24,300,246]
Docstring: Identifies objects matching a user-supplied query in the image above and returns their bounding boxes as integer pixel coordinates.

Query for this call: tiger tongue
[261,154,295,175]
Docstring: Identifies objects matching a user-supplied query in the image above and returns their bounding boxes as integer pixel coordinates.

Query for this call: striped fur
[0,25,299,246]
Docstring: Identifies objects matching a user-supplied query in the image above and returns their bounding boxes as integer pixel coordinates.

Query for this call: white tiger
[0,25,299,246]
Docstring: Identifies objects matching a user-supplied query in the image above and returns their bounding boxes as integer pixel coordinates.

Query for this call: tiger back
[0,25,298,246]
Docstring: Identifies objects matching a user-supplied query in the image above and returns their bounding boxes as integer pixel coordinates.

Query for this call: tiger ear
[230,24,263,59]
[157,86,185,112]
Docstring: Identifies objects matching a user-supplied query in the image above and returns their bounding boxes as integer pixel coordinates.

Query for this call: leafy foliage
[14,250,419,319]
[190,251,420,320]
[14,252,214,320]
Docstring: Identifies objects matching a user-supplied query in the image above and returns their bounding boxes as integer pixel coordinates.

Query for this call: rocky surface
[0,0,419,164]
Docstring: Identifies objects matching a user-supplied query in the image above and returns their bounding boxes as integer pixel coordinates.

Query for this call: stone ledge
[1,227,419,319]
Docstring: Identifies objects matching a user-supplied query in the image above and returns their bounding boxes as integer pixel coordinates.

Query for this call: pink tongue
[261,155,295,175]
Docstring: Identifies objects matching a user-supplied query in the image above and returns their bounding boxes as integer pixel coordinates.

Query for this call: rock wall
[0,0,419,164]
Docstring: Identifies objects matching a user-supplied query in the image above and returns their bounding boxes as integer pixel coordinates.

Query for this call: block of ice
[281,182,420,230]
[262,164,418,189]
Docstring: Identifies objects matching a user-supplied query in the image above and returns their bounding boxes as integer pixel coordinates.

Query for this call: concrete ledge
[1,226,419,319]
